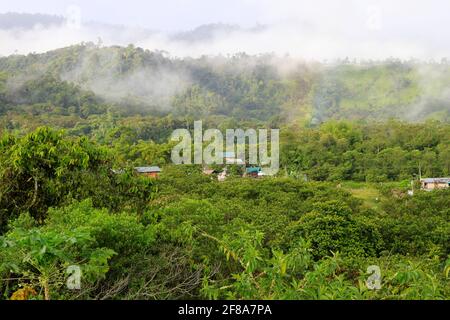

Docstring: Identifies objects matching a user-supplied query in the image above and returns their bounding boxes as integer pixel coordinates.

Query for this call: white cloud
[1,0,450,60]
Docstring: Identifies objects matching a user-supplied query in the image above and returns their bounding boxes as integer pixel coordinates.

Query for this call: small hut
[420,178,450,191]
[246,167,262,178]
[135,166,162,178]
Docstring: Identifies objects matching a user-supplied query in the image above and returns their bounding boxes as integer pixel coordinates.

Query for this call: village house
[246,167,262,178]
[135,166,162,178]
[420,178,450,191]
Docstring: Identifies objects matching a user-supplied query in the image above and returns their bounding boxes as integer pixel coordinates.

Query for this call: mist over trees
[0,44,449,124]
[0,43,448,300]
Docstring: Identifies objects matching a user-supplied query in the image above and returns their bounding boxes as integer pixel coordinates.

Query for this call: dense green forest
[0,43,449,125]
[0,45,449,300]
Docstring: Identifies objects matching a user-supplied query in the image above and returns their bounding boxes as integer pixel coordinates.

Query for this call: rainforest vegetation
[0,44,449,300]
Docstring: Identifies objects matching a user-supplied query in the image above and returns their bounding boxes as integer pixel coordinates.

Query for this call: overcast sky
[1,0,450,59]
[1,0,449,32]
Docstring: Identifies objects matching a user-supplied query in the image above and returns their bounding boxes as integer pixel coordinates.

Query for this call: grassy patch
[341,181,383,211]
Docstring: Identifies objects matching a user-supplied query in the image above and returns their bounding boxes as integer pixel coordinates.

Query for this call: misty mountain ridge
[0,12,65,29]
[0,43,449,124]
[2,11,450,62]
[170,23,268,42]
[0,14,448,123]
[0,12,261,43]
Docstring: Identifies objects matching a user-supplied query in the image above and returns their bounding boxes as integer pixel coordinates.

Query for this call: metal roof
[135,166,162,173]
[421,178,450,183]
[246,167,261,173]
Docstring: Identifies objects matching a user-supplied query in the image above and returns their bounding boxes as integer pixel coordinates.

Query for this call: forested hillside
[0,128,448,299]
[0,44,449,126]
[0,44,449,300]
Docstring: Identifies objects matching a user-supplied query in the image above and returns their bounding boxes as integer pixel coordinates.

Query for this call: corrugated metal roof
[135,166,162,173]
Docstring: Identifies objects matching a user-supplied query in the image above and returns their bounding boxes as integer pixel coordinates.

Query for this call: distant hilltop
[0,12,65,29]
[0,44,449,123]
